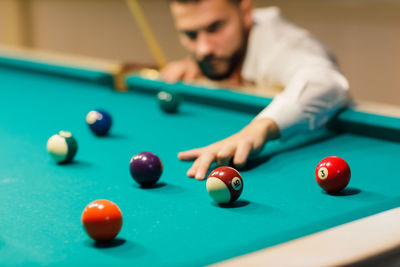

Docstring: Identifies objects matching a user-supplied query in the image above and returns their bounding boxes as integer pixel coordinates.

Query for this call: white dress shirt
[242,7,349,140]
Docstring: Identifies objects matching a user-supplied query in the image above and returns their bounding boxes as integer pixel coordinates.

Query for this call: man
[161,0,349,180]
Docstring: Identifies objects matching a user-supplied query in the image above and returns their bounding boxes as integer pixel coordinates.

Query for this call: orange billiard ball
[81,200,123,242]
[315,156,351,193]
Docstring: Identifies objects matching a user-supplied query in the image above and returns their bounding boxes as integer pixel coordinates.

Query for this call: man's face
[170,0,252,80]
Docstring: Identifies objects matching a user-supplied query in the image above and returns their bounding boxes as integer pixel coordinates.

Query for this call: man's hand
[160,57,201,83]
[178,118,280,180]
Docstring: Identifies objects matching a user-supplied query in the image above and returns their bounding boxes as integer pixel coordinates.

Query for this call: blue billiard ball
[86,110,112,136]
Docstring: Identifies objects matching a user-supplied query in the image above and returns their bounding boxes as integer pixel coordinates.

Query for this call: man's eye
[207,21,224,33]
[185,31,198,40]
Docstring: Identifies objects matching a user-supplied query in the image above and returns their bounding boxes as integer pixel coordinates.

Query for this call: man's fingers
[162,72,182,83]
[233,141,252,168]
[217,145,235,166]
[249,136,267,158]
[195,154,215,180]
[160,66,185,83]
[178,148,202,161]
[183,68,198,82]
[187,158,201,178]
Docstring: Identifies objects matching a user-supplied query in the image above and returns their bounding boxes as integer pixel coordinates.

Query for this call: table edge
[212,207,400,267]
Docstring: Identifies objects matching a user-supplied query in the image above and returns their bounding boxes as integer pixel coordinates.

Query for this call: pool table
[0,48,400,267]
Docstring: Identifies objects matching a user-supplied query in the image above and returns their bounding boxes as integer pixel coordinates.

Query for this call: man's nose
[195,32,213,60]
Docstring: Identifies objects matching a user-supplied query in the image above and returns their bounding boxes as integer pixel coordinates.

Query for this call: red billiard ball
[206,166,243,204]
[315,156,351,193]
[81,200,122,242]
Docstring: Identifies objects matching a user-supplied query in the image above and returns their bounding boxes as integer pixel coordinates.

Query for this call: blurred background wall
[0,0,399,105]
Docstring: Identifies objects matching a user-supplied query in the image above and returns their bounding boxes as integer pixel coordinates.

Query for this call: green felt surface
[0,57,400,266]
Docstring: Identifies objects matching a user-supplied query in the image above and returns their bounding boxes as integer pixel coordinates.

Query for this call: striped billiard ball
[86,109,112,136]
[46,131,78,164]
[206,166,243,204]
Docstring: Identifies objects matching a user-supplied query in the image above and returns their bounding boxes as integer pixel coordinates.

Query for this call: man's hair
[169,0,242,4]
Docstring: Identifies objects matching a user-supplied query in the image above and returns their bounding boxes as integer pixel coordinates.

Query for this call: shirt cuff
[255,95,311,141]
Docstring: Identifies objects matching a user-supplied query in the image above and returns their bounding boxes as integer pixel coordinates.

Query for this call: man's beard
[195,51,243,81]
[194,33,247,81]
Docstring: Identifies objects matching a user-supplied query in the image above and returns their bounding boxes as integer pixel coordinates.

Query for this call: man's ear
[239,0,253,30]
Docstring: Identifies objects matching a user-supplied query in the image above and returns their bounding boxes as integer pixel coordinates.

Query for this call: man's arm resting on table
[177,66,349,180]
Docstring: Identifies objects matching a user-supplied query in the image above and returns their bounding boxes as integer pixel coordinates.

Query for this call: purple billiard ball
[86,109,112,136]
[130,152,163,186]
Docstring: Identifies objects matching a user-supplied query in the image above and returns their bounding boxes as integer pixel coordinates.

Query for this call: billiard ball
[46,131,78,164]
[86,109,112,136]
[206,166,243,204]
[315,156,351,193]
[130,152,163,186]
[157,90,182,113]
[81,199,123,242]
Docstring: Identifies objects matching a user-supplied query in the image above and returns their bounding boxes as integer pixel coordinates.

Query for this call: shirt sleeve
[254,67,349,140]
[246,7,350,140]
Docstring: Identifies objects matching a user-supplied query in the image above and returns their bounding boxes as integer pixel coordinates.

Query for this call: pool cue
[113,0,167,91]
[125,0,167,68]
